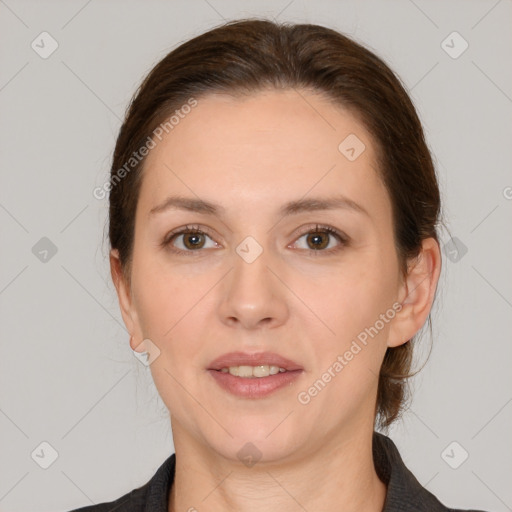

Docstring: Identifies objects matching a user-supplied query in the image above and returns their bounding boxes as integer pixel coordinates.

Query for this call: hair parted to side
[108,18,441,430]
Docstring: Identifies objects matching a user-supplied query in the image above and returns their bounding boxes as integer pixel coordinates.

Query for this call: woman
[71,19,487,512]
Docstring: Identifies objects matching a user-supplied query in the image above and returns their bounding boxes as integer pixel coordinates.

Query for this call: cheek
[302,256,396,341]
[131,261,215,389]
[292,251,398,411]
[131,245,205,337]
[133,265,211,415]
[294,265,395,414]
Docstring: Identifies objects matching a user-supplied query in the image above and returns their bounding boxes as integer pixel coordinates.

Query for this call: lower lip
[208,369,303,398]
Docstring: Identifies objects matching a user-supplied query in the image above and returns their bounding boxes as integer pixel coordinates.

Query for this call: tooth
[237,365,254,378]
[253,365,270,377]
[221,365,290,378]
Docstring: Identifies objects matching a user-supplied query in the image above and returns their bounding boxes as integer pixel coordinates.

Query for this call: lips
[207,351,303,372]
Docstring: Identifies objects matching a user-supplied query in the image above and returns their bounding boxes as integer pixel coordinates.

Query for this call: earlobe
[387,237,442,348]
[130,335,147,353]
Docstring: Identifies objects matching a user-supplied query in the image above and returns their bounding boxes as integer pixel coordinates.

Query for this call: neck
[168,421,387,512]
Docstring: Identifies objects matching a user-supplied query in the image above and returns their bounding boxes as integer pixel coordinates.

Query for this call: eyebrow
[148,194,369,218]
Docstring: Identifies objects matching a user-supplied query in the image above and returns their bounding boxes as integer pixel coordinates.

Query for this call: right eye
[162,225,220,255]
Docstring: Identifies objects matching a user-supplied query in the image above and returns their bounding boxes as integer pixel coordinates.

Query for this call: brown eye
[305,232,330,250]
[162,225,218,255]
[292,225,348,255]
[181,231,206,250]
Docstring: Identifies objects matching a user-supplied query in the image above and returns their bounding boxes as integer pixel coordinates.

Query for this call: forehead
[138,89,390,222]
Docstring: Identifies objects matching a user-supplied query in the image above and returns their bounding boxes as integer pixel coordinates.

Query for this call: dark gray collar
[372,432,485,512]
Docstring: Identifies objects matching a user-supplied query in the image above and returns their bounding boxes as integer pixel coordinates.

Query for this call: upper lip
[208,351,303,371]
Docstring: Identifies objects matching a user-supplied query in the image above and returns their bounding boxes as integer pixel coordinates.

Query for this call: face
[112,88,429,464]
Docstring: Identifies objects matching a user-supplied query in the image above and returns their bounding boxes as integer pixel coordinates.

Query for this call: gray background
[0,0,511,510]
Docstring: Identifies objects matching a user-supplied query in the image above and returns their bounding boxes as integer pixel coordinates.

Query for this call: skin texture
[110,89,441,512]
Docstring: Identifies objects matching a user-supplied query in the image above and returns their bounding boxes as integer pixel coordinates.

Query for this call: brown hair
[108,18,441,429]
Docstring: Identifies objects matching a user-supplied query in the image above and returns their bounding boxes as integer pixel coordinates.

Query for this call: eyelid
[292,224,348,242]
[162,224,214,244]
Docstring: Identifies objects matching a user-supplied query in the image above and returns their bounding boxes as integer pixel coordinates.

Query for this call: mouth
[207,351,303,372]
[207,352,304,398]
[215,365,289,378]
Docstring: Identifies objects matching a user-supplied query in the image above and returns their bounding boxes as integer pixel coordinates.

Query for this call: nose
[217,245,289,330]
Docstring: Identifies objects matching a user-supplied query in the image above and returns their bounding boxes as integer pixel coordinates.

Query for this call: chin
[214,438,299,467]
[204,419,306,466]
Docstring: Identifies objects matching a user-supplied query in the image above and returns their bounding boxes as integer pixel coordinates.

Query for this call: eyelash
[161,224,349,257]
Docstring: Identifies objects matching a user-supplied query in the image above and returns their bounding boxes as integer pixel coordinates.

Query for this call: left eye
[291,226,346,252]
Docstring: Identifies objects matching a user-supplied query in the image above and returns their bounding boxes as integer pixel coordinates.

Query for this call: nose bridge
[233,237,270,289]
[218,234,288,328]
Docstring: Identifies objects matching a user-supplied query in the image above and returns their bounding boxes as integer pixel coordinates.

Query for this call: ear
[387,237,442,348]
[110,249,145,353]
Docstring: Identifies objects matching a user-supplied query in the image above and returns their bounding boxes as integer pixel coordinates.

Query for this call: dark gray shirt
[69,432,488,512]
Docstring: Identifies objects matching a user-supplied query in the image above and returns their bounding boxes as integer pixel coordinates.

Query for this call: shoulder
[68,488,144,512]
[372,432,490,512]
[66,453,176,512]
